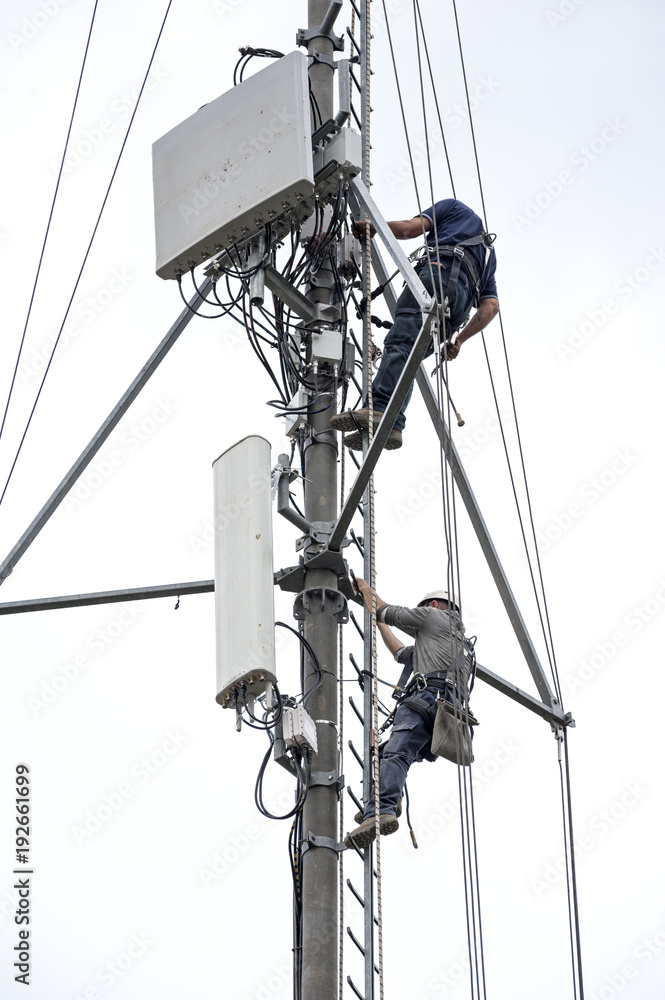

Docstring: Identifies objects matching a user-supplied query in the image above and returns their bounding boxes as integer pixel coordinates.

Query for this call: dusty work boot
[354,796,402,826]
[330,406,383,433]
[345,814,399,849]
[344,428,402,451]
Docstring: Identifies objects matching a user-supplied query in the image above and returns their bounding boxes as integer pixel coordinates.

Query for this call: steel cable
[0,0,174,509]
[0,0,101,448]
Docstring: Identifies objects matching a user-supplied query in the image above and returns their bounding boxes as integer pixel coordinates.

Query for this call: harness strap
[419,232,495,324]
[401,693,437,724]
[393,652,414,700]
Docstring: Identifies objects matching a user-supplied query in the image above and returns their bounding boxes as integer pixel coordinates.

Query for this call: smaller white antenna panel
[153,51,314,279]
[213,435,276,707]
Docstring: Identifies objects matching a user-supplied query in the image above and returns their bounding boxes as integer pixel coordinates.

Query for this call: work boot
[330,406,382,433]
[344,814,399,849]
[344,428,402,451]
[354,796,402,825]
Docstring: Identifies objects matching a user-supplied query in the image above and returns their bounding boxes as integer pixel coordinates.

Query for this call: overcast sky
[1,1,664,998]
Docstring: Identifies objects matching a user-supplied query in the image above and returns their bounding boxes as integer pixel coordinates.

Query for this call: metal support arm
[369,242,559,712]
[349,176,434,310]
[0,278,213,587]
[329,305,436,551]
[0,580,214,615]
[474,661,571,726]
[264,265,339,326]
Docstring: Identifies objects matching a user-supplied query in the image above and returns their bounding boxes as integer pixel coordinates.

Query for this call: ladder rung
[346,879,380,925]
[347,786,363,813]
[348,926,381,970]
[347,975,365,1000]
[349,613,365,641]
[347,739,364,769]
[347,926,366,957]
[349,696,364,726]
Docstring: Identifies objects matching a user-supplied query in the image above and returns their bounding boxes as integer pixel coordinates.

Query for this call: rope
[384,0,485,997]
[363,2,386,996]
[0,0,174,509]
[0,0,100,446]
[338,446,346,1000]
[448,0,564,703]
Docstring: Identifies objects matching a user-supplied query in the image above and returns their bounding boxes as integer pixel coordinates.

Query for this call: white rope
[361,0,385,996]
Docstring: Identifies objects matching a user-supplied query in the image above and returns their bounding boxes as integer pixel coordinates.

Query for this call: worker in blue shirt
[331,199,499,450]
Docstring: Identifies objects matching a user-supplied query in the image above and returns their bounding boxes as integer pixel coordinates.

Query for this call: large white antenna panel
[153,51,315,279]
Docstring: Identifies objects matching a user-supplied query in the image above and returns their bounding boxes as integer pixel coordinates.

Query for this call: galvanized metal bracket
[302,832,346,855]
[294,586,348,624]
[309,769,345,794]
[296,1,344,51]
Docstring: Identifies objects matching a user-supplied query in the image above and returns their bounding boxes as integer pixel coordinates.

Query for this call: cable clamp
[302,832,346,855]
[294,586,349,624]
[309,769,345,793]
[306,49,338,70]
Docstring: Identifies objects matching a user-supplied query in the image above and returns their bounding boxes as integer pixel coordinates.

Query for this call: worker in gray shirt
[345,577,475,849]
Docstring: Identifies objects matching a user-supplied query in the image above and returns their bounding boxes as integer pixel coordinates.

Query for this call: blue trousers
[364,688,440,819]
[369,265,473,430]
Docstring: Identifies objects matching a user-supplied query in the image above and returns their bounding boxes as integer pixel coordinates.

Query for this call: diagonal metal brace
[0,279,213,587]
[264,264,340,326]
[369,240,559,713]
[329,305,437,551]
[349,175,433,310]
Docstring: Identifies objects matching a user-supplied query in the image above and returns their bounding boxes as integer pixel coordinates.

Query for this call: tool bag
[430,697,478,765]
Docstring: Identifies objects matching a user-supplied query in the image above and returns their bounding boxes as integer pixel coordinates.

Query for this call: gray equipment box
[153,51,315,279]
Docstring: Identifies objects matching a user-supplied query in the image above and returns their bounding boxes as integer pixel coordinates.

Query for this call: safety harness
[415,231,496,329]
[390,640,478,727]
[355,232,496,335]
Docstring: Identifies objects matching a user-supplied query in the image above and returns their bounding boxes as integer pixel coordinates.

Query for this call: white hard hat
[418,589,461,613]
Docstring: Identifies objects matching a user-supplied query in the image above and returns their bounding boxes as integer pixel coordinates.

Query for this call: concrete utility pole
[299,3,341,999]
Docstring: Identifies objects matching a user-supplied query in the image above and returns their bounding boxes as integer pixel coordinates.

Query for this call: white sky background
[1,0,664,998]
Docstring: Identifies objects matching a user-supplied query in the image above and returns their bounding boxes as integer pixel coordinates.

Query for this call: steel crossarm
[415,368,557,708]
[0,580,215,615]
[329,302,437,552]
[0,278,212,587]
[474,660,570,726]
[369,243,559,713]
[349,176,434,310]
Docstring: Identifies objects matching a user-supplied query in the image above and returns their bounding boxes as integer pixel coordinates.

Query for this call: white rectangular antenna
[153,50,315,279]
[213,436,276,708]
